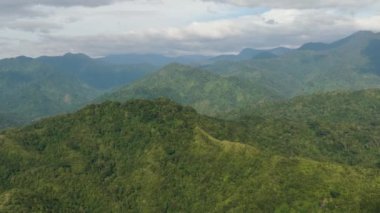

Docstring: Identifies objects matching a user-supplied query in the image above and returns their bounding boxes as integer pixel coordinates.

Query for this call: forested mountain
[1,31,379,127]
[102,31,380,117]
[205,31,380,98]
[224,89,380,168]
[0,97,378,212]
[100,64,280,116]
[0,54,157,127]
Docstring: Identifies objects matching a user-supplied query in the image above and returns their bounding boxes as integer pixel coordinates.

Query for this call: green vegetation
[0,96,379,212]
[101,63,280,116]
[218,89,380,168]
[0,54,157,127]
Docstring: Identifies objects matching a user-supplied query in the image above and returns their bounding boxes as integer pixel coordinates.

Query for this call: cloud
[0,0,379,58]
[202,0,379,9]
[6,8,378,59]
[0,0,123,9]
[5,20,62,33]
[0,0,137,17]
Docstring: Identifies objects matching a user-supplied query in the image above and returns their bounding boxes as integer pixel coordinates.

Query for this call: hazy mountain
[100,64,280,116]
[2,30,379,127]
[101,49,291,67]
[298,31,378,51]
[0,53,158,126]
[102,31,380,116]
[211,47,293,62]
[0,113,22,130]
[101,53,211,67]
[205,31,380,99]
[38,53,157,90]
[0,97,378,212]
[0,57,100,123]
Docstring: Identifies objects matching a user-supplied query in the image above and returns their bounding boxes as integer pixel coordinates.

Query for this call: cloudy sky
[0,0,379,58]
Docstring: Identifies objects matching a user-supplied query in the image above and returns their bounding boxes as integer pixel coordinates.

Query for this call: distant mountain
[101,49,291,67]
[299,31,378,51]
[0,113,22,130]
[38,53,157,90]
[0,53,158,125]
[2,31,380,128]
[100,64,280,116]
[101,53,210,67]
[363,39,380,74]
[211,47,293,62]
[102,31,380,116]
[205,31,380,98]
[0,98,378,211]
[0,57,100,122]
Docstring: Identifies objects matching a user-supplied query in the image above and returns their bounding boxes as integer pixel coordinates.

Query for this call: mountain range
[0,31,380,128]
[0,31,380,212]
[204,31,380,97]
[99,31,380,116]
[99,64,280,116]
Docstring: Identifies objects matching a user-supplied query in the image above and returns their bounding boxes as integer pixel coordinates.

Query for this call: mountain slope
[220,89,380,168]
[0,98,378,212]
[101,64,280,116]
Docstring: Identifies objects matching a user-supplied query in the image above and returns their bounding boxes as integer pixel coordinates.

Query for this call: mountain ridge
[0,96,379,211]
[99,63,280,116]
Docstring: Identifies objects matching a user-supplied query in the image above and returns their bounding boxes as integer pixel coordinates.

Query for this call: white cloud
[203,0,379,9]
[0,0,379,58]
[0,0,124,9]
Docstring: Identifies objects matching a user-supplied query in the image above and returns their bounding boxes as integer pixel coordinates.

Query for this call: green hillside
[0,97,379,212]
[217,89,380,169]
[101,64,280,116]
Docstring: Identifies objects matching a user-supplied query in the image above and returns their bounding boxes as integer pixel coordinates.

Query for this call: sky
[0,0,379,58]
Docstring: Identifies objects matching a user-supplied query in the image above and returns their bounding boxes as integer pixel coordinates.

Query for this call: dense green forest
[218,89,380,168]
[100,64,280,116]
[0,95,379,212]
